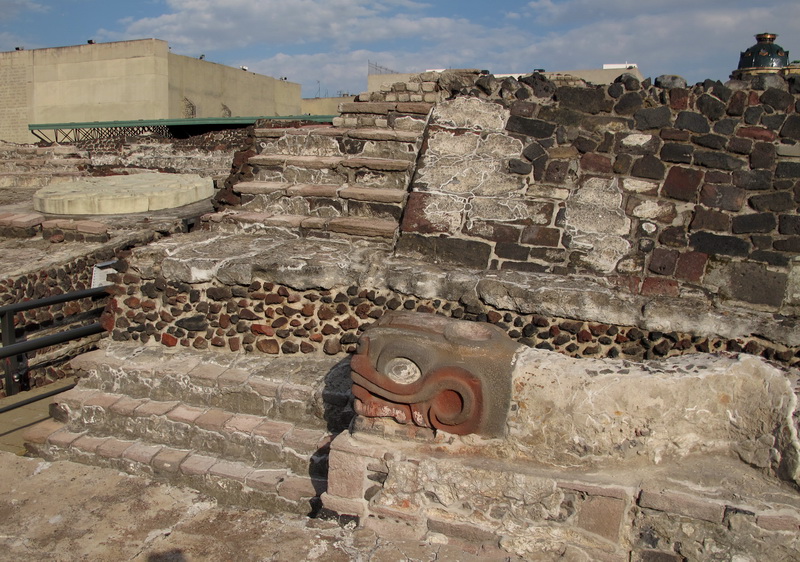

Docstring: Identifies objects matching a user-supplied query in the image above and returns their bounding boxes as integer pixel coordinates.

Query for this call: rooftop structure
[732,32,799,79]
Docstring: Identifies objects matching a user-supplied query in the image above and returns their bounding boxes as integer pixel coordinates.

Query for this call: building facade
[0,39,301,144]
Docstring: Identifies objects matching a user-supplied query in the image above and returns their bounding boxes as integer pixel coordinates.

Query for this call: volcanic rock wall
[108,70,800,368]
[395,72,800,318]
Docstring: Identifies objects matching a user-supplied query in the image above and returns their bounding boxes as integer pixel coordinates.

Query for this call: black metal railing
[0,286,110,397]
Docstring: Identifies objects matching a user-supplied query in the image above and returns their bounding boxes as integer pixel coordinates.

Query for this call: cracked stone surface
[0,453,518,561]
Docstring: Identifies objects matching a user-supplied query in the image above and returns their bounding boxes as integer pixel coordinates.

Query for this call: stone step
[50,388,331,476]
[208,211,399,239]
[0,171,83,188]
[248,154,412,190]
[249,154,413,172]
[254,127,422,144]
[233,183,406,222]
[24,419,326,514]
[0,157,91,170]
[234,182,406,203]
[69,343,353,430]
[338,102,434,116]
[252,127,421,161]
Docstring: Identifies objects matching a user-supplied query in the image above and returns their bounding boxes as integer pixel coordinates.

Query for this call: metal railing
[0,286,110,397]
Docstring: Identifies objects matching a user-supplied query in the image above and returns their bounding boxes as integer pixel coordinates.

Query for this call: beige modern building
[0,39,302,144]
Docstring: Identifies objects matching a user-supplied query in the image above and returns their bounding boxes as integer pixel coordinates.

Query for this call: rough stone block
[72,435,109,454]
[208,460,252,483]
[179,453,217,476]
[638,489,725,523]
[152,448,190,473]
[122,442,163,465]
[96,438,132,459]
[224,414,264,434]
[136,400,180,418]
[575,495,626,542]
[165,404,205,424]
[252,420,293,443]
[327,451,370,499]
[47,429,83,448]
[756,511,800,531]
[278,475,325,502]
[194,408,234,432]
[427,517,498,542]
[22,419,64,444]
[246,469,287,492]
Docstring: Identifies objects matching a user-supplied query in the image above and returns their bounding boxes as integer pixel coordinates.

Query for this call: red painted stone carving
[350,311,520,437]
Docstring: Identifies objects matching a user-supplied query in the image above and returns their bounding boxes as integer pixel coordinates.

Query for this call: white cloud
[99,0,470,53]
[93,0,800,96]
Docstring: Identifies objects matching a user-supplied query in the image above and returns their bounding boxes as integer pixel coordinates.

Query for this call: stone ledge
[25,424,322,513]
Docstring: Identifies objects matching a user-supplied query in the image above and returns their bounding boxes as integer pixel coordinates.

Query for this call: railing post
[1,311,21,396]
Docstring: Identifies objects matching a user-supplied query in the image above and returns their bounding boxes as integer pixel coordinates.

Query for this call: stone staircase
[24,343,354,514]
[0,143,89,190]
[207,102,433,240]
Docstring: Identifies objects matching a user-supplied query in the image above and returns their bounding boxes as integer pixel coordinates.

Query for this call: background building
[0,39,302,144]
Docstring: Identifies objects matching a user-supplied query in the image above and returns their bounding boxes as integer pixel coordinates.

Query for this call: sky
[1,0,799,98]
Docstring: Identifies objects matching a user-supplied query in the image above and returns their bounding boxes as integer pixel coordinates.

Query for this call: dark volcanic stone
[175,315,209,332]
[506,116,556,138]
[689,232,750,257]
[614,92,643,115]
[555,86,612,114]
[396,233,491,269]
[731,213,777,234]
[634,106,672,130]
[760,88,794,111]
[675,111,710,133]
[696,94,726,120]
[631,155,666,180]
[693,151,745,171]
[780,114,800,140]
[660,143,693,164]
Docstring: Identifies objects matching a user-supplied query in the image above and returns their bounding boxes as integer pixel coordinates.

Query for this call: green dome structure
[733,33,790,78]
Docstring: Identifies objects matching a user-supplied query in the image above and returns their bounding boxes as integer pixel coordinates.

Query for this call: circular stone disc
[33,172,214,215]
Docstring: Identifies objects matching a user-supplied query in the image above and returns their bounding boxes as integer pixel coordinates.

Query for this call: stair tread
[234,181,407,203]
[253,127,421,143]
[24,419,326,510]
[54,388,333,449]
[248,154,343,168]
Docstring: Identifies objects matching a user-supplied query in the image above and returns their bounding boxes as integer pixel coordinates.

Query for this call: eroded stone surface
[33,173,214,215]
[492,349,800,480]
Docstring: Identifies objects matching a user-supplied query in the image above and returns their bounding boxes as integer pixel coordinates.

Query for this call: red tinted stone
[640,277,679,296]
[737,127,777,142]
[662,166,704,201]
[161,333,178,347]
[669,89,689,110]
[580,153,613,174]
[252,324,274,336]
[675,251,708,282]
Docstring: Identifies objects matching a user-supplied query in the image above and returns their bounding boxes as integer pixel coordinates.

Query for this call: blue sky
[2,0,798,97]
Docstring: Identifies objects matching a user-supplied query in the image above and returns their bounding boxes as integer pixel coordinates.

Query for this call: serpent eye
[383,357,422,385]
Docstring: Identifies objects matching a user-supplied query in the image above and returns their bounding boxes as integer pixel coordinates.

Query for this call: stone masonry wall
[109,273,800,370]
[0,232,164,395]
[394,72,800,318]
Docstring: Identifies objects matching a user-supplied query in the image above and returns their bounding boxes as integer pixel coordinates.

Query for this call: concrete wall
[0,39,302,144]
[0,49,34,144]
[300,95,355,116]
[31,39,170,128]
[167,54,300,118]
